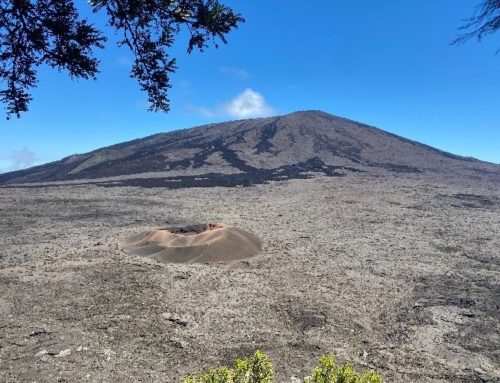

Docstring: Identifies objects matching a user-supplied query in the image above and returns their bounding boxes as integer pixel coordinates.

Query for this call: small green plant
[335,364,360,383]
[181,351,382,383]
[181,350,273,383]
[233,350,274,383]
[308,354,337,383]
[360,371,383,383]
[305,354,383,383]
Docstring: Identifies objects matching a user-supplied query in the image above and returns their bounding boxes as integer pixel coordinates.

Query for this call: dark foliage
[453,0,499,49]
[0,0,244,119]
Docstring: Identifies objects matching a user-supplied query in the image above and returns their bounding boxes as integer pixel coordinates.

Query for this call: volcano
[1,110,498,187]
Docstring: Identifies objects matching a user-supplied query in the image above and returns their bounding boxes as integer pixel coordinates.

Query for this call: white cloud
[185,89,275,120]
[222,89,274,119]
[9,147,36,171]
[219,66,250,79]
[0,147,37,174]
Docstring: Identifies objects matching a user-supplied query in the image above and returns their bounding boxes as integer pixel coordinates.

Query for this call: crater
[162,223,224,235]
[123,223,261,264]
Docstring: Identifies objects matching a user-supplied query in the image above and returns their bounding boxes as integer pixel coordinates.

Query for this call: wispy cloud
[9,147,36,170]
[186,88,275,119]
[0,147,37,173]
[185,103,217,118]
[219,66,250,79]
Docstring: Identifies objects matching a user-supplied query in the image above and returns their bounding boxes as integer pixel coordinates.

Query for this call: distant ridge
[1,110,498,187]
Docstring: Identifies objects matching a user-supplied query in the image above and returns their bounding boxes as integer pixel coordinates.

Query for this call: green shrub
[233,350,274,383]
[181,350,273,383]
[305,354,383,383]
[334,364,360,383]
[308,354,337,383]
[360,371,383,383]
[181,351,382,383]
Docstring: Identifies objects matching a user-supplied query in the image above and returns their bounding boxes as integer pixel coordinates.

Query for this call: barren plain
[1,172,499,382]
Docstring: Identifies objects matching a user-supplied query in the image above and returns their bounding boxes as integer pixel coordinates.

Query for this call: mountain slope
[1,111,498,187]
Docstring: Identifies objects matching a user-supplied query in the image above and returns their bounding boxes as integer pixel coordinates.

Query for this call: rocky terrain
[0,112,499,382]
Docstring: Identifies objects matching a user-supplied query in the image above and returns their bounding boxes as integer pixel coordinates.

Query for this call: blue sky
[1,0,499,172]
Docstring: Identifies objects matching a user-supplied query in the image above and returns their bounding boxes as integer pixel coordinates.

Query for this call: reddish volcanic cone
[123,224,261,264]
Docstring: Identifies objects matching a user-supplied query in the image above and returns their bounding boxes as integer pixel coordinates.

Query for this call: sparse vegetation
[181,351,383,383]
[305,355,382,383]
[182,350,273,383]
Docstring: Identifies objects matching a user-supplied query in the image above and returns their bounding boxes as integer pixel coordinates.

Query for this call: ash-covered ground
[0,173,499,382]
